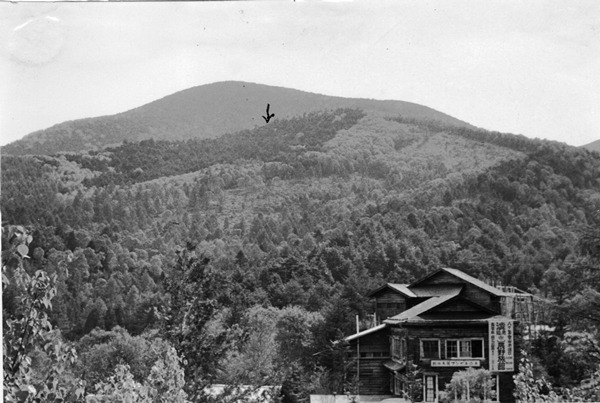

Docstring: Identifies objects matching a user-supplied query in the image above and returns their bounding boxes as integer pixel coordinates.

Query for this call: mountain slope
[3,110,600,394]
[3,111,600,295]
[581,139,600,153]
[2,81,474,155]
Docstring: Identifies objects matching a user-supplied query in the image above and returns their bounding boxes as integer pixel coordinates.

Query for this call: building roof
[382,359,406,372]
[409,284,464,297]
[389,283,417,297]
[384,294,458,324]
[401,314,511,325]
[344,323,387,342]
[496,285,532,295]
[384,283,504,325]
[411,267,506,297]
[366,283,417,298]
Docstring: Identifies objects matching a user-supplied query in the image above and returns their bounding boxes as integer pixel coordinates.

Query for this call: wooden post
[484,377,487,403]
[356,315,360,397]
[466,378,470,402]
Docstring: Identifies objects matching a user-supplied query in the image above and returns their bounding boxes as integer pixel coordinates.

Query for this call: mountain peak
[581,139,600,153]
[2,82,473,155]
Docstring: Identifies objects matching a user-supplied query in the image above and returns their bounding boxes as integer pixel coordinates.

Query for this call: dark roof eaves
[383,294,499,325]
[366,283,416,298]
[442,268,506,296]
[409,267,505,297]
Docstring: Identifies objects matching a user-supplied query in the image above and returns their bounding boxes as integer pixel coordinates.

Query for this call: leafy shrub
[440,368,495,403]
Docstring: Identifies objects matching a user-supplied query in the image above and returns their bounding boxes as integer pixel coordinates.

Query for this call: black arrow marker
[262,103,275,123]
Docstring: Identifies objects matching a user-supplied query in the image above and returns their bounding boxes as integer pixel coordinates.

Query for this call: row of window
[354,340,484,361]
[392,373,500,402]
[421,338,484,360]
[391,337,485,361]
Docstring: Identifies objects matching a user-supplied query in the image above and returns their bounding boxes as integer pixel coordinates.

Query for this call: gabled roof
[366,283,417,298]
[383,294,457,324]
[410,267,506,297]
[384,291,499,325]
[344,324,387,342]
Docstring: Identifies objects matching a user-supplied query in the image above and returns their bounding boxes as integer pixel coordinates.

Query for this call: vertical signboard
[489,318,514,372]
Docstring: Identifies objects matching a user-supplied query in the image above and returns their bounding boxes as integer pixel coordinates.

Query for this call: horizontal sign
[431,360,480,367]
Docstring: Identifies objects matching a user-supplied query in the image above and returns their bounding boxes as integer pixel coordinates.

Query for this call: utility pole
[356,315,360,397]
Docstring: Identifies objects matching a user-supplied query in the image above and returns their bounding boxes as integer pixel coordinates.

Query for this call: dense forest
[2,108,600,402]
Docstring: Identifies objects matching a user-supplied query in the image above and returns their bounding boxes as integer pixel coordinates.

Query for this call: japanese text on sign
[489,319,514,372]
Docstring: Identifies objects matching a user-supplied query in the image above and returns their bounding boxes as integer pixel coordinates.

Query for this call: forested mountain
[581,139,600,153]
[3,106,600,402]
[2,81,473,156]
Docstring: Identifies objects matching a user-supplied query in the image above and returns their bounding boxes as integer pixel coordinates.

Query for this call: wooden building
[367,284,416,322]
[345,268,522,403]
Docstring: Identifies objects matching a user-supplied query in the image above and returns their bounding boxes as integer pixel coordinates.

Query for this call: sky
[0,0,599,147]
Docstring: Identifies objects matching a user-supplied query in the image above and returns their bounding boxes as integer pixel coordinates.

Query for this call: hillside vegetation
[2,81,473,155]
[3,108,600,401]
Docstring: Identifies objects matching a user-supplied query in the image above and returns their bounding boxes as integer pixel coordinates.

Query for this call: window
[390,336,400,358]
[401,338,407,359]
[391,336,407,362]
[423,374,438,402]
[394,373,404,396]
[472,339,483,358]
[391,337,399,359]
[446,339,457,358]
[445,339,484,359]
[461,340,472,357]
[420,339,440,359]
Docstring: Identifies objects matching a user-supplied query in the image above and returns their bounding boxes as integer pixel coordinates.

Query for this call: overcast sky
[1,0,598,147]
